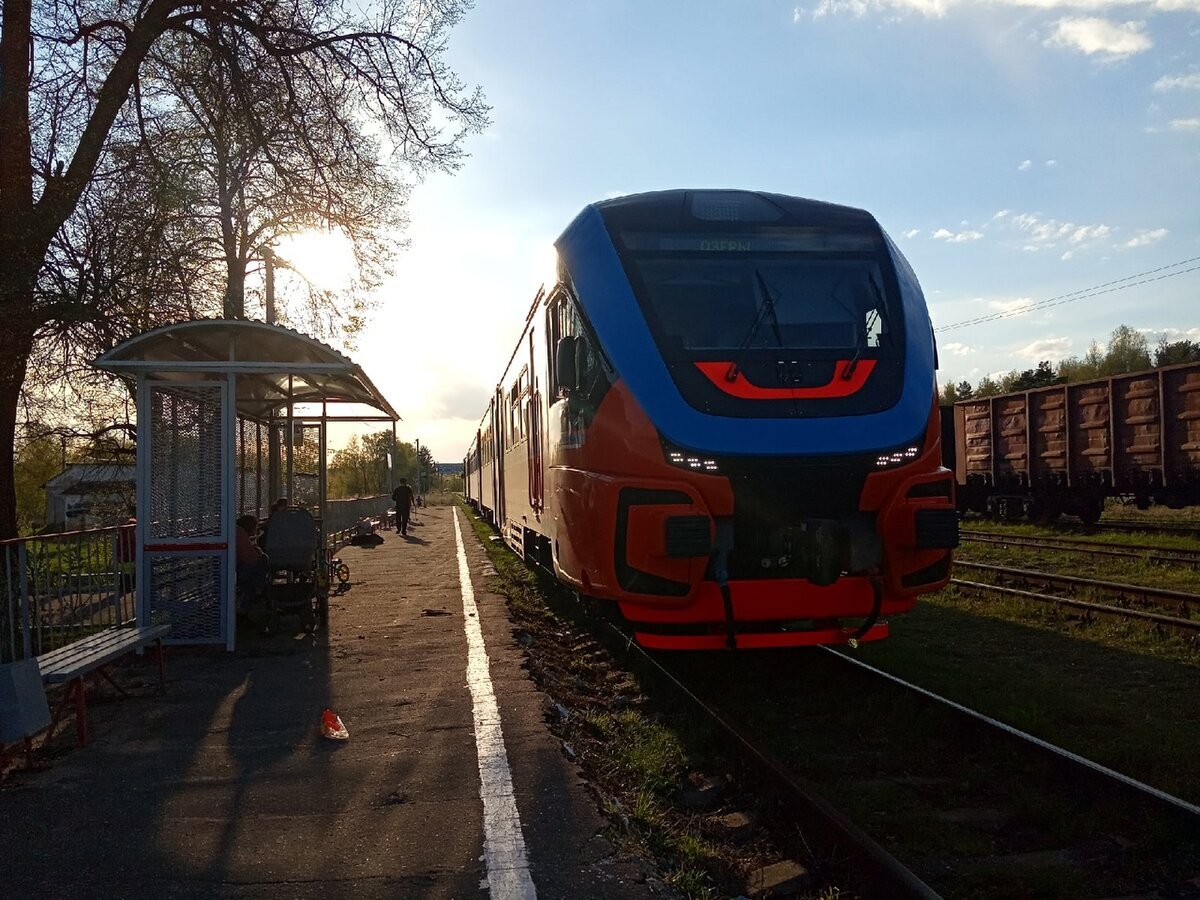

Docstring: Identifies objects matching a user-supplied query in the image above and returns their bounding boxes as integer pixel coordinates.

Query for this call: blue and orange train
[464,190,958,650]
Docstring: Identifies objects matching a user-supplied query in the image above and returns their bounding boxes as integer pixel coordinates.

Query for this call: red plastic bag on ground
[321,708,349,740]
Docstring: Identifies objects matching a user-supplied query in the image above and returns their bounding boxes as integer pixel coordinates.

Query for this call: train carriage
[465,189,958,650]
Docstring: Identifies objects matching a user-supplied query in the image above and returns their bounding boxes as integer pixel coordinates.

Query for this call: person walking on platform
[392,478,415,536]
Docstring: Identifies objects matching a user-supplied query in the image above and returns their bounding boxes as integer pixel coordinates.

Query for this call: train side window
[508,366,529,446]
[549,291,612,430]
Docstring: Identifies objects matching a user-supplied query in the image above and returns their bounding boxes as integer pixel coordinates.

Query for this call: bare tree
[0,0,487,537]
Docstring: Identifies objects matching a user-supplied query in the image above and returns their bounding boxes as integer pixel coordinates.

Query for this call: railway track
[645,636,1200,898]
[959,512,1200,541]
[1097,517,1200,539]
[952,559,1200,634]
[961,529,1200,567]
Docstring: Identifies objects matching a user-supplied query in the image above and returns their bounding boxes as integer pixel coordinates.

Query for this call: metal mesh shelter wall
[150,386,223,539]
[237,418,269,518]
[144,383,227,644]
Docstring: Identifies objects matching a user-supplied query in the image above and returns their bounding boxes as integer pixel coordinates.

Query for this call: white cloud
[1018,159,1033,171]
[988,297,1036,314]
[942,341,974,355]
[1044,17,1152,58]
[1169,117,1200,130]
[1069,223,1111,243]
[1005,211,1115,253]
[1045,159,1059,167]
[994,209,1010,219]
[1125,227,1169,247]
[1017,337,1072,361]
[903,228,921,238]
[933,227,984,242]
[1154,72,1200,91]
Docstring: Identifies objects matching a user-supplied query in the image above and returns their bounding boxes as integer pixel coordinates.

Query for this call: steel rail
[954,560,1200,608]
[821,648,1200,821]
[952,577,1200,633]
[609,623,940,900]
[960,530,1200,565]
[1091,519,1200,539]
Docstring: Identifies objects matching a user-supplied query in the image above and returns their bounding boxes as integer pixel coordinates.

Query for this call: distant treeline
[940,326,1200,404]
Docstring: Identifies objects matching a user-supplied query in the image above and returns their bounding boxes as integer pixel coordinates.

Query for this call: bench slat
[36,625,171,683]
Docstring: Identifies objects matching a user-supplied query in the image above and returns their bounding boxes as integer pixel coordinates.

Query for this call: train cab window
[549,291,612,431]
[611,227,906,418]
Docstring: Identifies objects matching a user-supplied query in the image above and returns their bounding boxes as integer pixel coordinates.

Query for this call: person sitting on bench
[235,514,271,613]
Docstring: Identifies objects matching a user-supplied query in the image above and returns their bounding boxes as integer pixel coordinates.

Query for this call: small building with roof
[42,462,136,530]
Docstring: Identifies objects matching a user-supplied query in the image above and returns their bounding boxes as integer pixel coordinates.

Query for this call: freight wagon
[948,361,1200,523]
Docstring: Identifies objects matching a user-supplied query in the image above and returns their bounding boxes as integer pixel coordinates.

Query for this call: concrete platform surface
[1,505,663,899]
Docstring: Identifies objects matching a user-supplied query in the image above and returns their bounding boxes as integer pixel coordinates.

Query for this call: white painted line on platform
[454,508,538,900]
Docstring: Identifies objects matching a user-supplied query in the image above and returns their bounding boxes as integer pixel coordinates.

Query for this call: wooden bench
[36,624,171,748]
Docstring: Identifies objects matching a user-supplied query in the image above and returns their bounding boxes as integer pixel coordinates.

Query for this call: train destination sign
[620,230,880,254]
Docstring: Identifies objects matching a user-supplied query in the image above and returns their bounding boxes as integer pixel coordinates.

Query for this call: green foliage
[970,324,1191,398]
[1001,360,1062,392]
[974,374,1001,397]
[1154,337,1200,367]
[14,437,61,534]
[326,429,441,498]
[1099,324,1151,376]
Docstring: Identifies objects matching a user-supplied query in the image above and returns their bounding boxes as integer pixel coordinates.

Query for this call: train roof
[590,189,880,233]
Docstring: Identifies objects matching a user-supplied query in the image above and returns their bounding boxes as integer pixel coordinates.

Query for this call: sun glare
[276,228,357,292]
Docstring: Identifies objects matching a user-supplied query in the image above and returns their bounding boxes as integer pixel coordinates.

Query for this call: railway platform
[0,504,664,900]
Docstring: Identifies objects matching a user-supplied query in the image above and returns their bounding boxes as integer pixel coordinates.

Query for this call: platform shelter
[94,319,399,650]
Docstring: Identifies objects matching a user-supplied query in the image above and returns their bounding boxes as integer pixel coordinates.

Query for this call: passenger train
[464,190,959,650]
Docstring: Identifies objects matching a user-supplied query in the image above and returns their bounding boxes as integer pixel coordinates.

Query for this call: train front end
[550,190,957,650]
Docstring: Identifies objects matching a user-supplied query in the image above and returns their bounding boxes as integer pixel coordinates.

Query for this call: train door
[475,428,484,505]
[527,330,544,515]
[493,386,505,524]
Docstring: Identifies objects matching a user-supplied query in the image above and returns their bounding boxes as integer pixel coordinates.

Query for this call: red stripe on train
[694,359,877,399]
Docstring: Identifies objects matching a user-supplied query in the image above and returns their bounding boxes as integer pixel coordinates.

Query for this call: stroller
[261,507,329,633]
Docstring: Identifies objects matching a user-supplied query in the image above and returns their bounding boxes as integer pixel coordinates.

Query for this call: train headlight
[874,444,922,470]
[664,444,720,474]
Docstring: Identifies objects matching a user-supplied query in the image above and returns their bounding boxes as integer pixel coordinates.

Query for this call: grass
[853,591,1200,802]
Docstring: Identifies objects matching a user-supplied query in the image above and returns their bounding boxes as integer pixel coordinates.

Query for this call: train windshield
[618,231,898,355]
[614,228,906,417]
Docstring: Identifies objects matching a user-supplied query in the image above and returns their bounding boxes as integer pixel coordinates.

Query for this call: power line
[933,256,1200,334]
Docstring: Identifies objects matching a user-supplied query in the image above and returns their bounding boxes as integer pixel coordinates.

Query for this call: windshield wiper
[841,309,876,381]
[725,270,784,382]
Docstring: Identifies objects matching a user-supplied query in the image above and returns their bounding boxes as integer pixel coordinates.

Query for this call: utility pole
[264,247,276,324]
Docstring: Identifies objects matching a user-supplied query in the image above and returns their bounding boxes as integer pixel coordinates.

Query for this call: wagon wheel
[336,561,351,584]
[1078,497,1103,526]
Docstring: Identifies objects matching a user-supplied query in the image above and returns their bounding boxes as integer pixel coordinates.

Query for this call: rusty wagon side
[951,361,1200,523]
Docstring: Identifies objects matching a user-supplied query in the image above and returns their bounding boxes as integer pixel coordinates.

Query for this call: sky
[336,0,1199,462]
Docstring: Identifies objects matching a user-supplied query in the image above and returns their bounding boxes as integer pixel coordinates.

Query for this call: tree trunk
[0,272,38,539]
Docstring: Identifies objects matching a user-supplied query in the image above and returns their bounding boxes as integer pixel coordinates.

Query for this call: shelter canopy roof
[94,319,398,422]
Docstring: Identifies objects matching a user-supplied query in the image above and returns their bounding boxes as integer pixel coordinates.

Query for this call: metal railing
[2,496,395,663]
[2,525,137,664]
[323,495,394,537]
